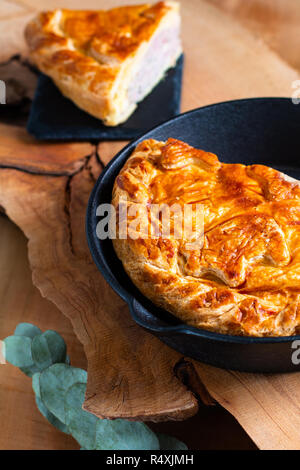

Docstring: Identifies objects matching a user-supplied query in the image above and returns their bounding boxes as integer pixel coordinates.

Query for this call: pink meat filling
[128,26,181,103]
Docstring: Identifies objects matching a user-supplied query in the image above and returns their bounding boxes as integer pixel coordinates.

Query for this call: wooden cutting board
[1,0,300,450]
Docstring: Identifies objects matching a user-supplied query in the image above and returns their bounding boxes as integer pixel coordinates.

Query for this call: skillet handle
[129,298,176,335]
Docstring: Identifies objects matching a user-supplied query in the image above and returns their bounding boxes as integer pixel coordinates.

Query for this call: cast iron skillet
[86,98,300,373]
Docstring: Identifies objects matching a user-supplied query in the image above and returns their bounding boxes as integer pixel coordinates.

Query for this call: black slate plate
[86,98,300,373]
[27,55,183,141]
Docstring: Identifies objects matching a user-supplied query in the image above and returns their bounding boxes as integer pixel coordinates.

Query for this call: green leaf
[32,330,67,371]
[39,364,87,424]
[14,323,42,339]
[4,336,34,368]
[94,419,160,450]
[64,383,97,449]
[157,433,188,450]
[32,372,41,398]
[35,396,69,434]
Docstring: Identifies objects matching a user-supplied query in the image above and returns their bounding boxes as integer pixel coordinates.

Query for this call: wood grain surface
[1,0,300,451]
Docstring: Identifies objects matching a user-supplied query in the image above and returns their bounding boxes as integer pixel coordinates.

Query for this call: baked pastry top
[112,138,300,337]
[25,2,182,126]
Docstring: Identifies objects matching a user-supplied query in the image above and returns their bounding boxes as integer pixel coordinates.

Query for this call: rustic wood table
[0,0,300,450]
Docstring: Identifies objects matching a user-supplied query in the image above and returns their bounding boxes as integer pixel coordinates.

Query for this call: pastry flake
[112,138,300,337]
[25,2,182,126]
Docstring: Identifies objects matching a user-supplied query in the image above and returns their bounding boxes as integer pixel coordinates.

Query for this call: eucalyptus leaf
[64,383,97,449]
[40,364,87,424]
[32,330,67,370]
[4,336,34,368]
[32,372,41,398]
[94,419,160,450]
[157,433,188,450]
[14,323,42,339]
[35,396,69,434]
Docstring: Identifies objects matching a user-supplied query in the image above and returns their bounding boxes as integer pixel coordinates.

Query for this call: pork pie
[25,2,182,126]
[112,138,300,336]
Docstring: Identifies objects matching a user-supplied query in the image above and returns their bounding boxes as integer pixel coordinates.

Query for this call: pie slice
[112,138,300,337]
[25,2,182,126]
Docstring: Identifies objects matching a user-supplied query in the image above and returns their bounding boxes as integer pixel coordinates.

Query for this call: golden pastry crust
[25,2,181,126]
[112,138,300,337]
